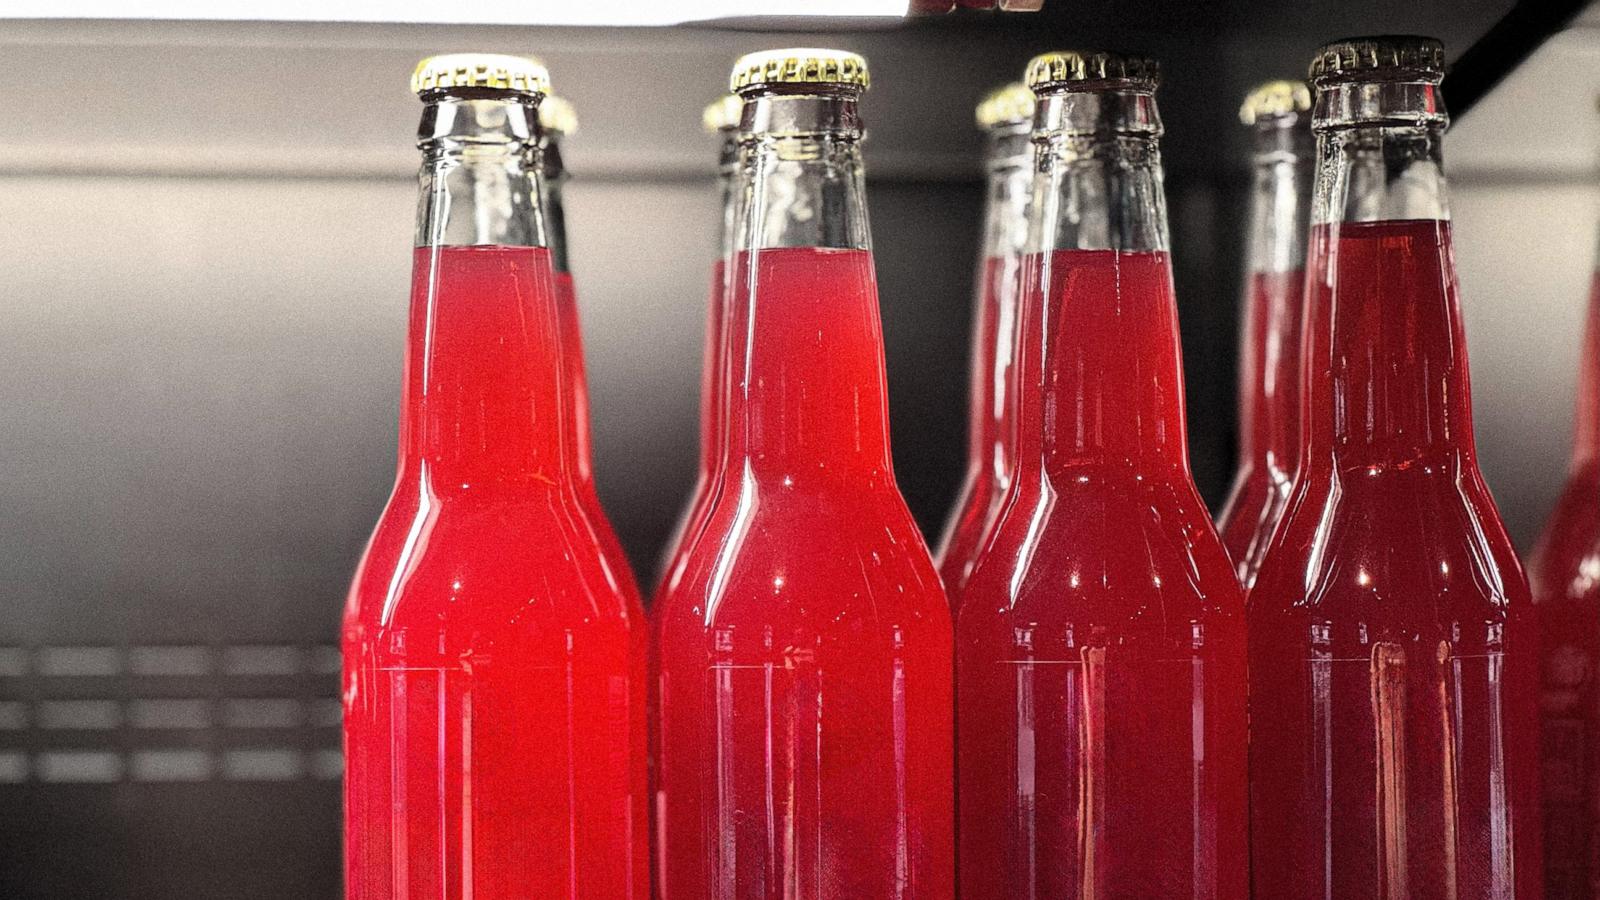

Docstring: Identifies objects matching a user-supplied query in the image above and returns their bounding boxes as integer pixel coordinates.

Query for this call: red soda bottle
[955,50,1248,898]
[538,94,643,604]
[1530,216,1600,894]
[1216,80,1312,588]
[1248,37,1543,898]
[935,82,1032,599]
[653,49,955,899]
[342,55,648,899]
[654,94,742,595]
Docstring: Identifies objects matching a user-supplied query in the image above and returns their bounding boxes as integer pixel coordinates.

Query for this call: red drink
[656,246,953,899]
[938,256,1020,593]
[958,248,1248,899]
[956,54,1248,900]
[655,259,728,597]
[555,270,642,602]
[540,99,640,603]
[345,247,648,899]
[1217,269,1304,572]
[343,59,647,900]
[1250,217,1542,898]
[656,96,740,595]
[1249,42,1542,897]
[1531,271,1600,897]
[937,85,1031,598]
[654,51,953,899]
[1218,82,1311,588]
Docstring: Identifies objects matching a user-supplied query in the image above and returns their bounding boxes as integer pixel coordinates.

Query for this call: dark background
[0,4,1593,896]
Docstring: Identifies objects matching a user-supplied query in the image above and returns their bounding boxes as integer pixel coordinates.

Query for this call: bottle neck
[697,135,740,468]
[1303,77,1473,468]
[1029,88,1167,254]
[1246,116,1313,274]
[965,124,1031,479]
[737,92,871,252]
[722,90,891,483]
[415,94,547,249]
[401,94,570,491]
[1018,85,1188,474]
[539,133,571,274]
[716,131,741,261]
[1237,115,1312,472]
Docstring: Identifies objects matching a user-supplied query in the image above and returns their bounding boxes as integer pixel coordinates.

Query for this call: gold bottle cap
[1308,36,1445,82]
[1025,50,1160,91]
[411,53,551,97]
[702,94,742,133]
[975,82,1035,128]
[730,48,870,94]
[539,95,577,136]
[1239,79,1312,125]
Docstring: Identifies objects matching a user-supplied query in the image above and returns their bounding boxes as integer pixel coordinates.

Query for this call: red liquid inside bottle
[555,270,642,602]
[1531,271,1600,897]
[656,103,740,594]
[654,241,954,897]
[956,59,1247,899]
[939,254,1022,595]
[938,104,1030,598]
[655,258,727,597]
[345,246,648,899]
[1218,89,1311,588]
[1217,267,1306,579]
[957,248,1248,899]
[1248,219,1542,899]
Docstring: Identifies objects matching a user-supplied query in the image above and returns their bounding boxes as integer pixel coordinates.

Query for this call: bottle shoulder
[655,487,947,637]
[344,486,639,630]
[957,474,1241,628]
[1530,461,1600,603]
[1249,465,1530,625]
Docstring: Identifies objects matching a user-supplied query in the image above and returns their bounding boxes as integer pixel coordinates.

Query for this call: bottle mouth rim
[415,85,546,104]
[1029,78,1158,97]
[732,82,867,100]
[1310,78,1448,131]
[1311,68,1444,87]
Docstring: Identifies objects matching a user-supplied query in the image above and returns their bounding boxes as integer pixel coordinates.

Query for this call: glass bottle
[954,51,1247,899]
[1530,212,1600,896]
[1247,36,1543,899]
[653,49,955,899]
[1215,79,1313,589]
[538,93,643,604]
[935,82,1033,601]
[342,55,648,900]
[654,94,742,596]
